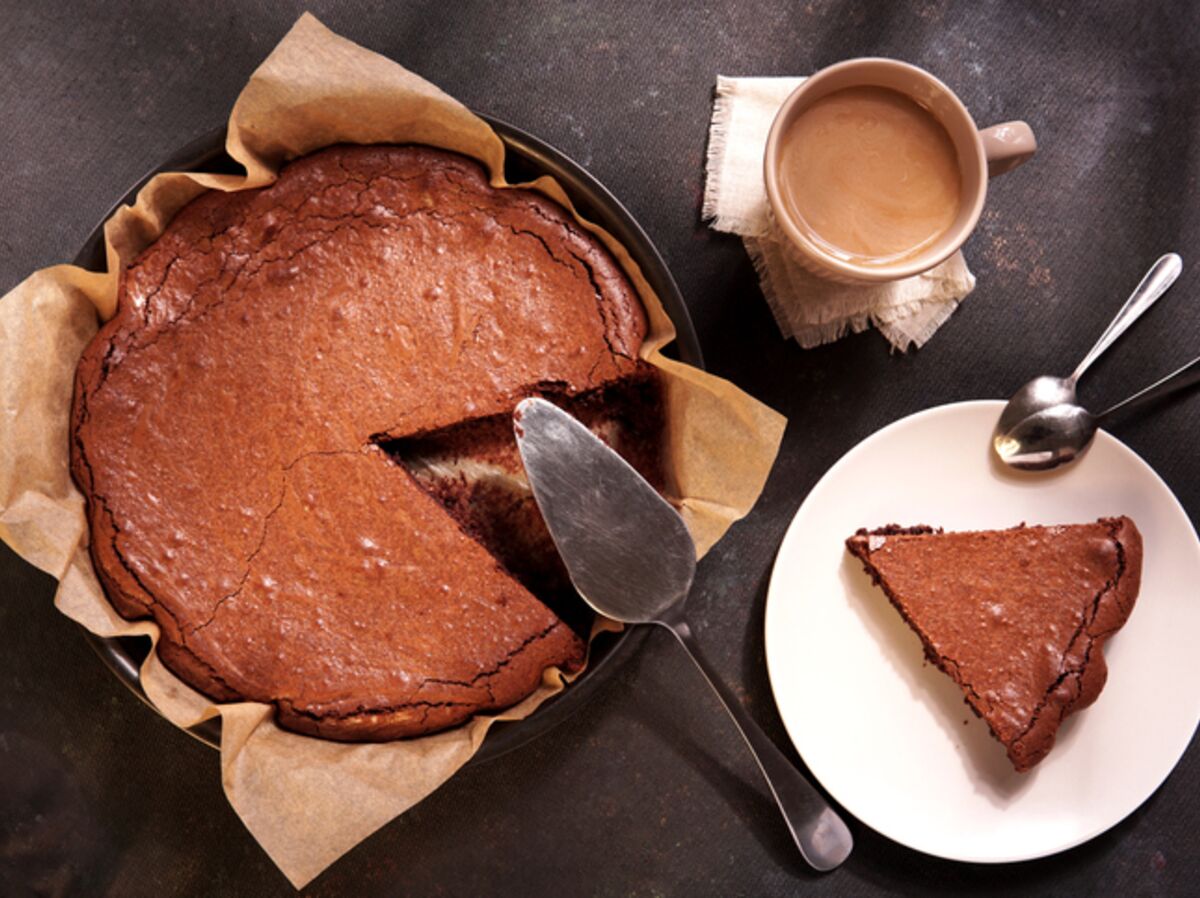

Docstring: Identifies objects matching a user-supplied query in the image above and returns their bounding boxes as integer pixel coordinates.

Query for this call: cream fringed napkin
[703,75,976,351]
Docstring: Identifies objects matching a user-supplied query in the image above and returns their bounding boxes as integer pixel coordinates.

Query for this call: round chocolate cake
[71,145,660,740]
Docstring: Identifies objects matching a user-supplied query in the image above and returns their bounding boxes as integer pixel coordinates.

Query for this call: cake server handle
[654,608,853,872]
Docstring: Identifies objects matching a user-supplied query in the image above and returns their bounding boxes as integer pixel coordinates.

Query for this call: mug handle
[980,121,1036,177]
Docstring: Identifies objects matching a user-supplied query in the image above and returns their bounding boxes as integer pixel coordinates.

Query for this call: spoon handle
[654,613,853,871]
[1071,254,1183,383]
[1098,354,1200,423]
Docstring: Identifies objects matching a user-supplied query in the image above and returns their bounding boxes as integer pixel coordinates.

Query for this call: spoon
[513,397,853,872]
[993,354,1200,469]
[994,253,1184,470]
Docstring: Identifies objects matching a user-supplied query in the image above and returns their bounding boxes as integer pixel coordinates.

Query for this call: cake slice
[846,517,1142,771]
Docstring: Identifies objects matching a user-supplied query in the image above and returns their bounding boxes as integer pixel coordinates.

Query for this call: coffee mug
[763,58,1036,284]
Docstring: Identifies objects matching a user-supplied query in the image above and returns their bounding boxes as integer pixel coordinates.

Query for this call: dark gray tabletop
[2,2,1198,896]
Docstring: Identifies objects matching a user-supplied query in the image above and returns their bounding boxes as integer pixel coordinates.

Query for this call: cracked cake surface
[846,517,1142,771]
[70,144,655,740]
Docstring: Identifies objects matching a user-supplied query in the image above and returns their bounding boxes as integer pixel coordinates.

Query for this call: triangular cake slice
[846,517,1142,771]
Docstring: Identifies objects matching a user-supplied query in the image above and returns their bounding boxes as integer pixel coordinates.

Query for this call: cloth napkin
[702,76,976,351]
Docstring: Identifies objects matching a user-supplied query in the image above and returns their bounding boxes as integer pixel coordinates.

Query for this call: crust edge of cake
[274,620,585,741]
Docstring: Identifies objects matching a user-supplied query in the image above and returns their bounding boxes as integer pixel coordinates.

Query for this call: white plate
[765,400,1200,863]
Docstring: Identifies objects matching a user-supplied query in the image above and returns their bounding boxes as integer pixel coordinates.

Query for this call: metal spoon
[514,397,853,872]
[994,253,1183,470]
[993,354,1200,469]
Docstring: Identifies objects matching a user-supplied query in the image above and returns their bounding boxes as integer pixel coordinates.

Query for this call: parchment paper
[0,14,785,889]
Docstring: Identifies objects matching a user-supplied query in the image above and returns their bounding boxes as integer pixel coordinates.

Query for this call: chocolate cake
[71,144,664,740]
[846,517,1142,771]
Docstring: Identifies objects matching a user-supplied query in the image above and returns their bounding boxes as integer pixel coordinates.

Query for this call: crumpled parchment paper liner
[0,13,785,888]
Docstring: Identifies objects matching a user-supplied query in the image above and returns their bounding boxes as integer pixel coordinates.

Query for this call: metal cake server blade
[514,397,853,872]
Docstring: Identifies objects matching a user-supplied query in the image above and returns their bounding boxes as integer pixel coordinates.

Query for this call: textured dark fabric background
[2,1,1198,895]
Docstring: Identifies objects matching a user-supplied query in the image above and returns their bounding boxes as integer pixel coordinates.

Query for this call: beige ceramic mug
[764,58,1036,284]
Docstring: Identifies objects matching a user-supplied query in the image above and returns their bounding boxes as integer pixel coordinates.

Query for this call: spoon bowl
[993,400,1098,470]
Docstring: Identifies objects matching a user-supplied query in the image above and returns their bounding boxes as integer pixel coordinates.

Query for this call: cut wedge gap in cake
[380,367,667,635]
[845,517,1142,772]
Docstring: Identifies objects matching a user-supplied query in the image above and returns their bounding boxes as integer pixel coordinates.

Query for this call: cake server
[513,397,853,872]
[993,253,1184,470]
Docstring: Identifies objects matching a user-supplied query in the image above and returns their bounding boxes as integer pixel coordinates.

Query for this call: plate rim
[764,398,1200,863]
[71,115,703,764]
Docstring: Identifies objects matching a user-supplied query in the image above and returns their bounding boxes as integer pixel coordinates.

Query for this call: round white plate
[765,400,1200,863]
